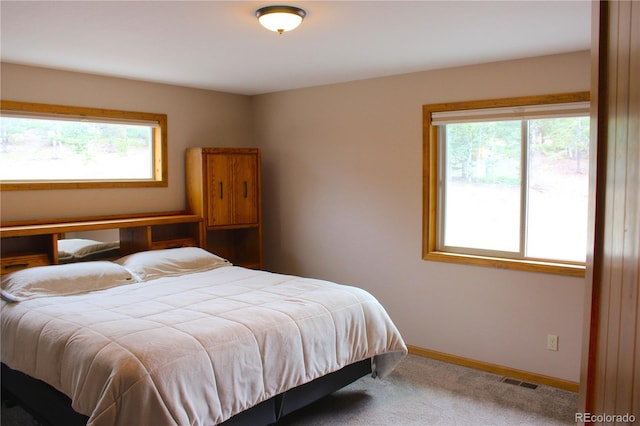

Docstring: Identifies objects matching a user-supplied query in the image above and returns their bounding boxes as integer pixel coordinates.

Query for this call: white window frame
[0,100,168,191]
[422,92,590,276]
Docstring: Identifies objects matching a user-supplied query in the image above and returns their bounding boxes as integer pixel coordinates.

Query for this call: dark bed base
[1,359,371,426]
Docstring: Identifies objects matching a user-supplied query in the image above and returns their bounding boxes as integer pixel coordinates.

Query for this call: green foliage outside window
[445,117,589,185]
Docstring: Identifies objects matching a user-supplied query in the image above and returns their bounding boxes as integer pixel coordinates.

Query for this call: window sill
[1,180,167,191]
[423,251,585,277]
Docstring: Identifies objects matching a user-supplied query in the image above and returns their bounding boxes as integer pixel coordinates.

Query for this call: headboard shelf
[1,212,203,274]
[1,213,201,238]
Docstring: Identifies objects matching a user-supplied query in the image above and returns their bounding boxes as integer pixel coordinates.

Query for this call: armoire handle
[219,182,223,199]
[244,181,248,198]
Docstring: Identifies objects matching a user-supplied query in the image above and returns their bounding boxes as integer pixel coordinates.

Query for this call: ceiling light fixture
[256,5,306,34]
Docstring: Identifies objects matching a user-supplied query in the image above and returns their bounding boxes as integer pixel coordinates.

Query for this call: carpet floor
[279,354,578,425]
[1,354,579,425]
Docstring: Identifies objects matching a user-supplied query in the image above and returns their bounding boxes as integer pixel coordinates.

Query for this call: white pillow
[115,247,230,281]
[1,261,136,302]
[58,238,120,260]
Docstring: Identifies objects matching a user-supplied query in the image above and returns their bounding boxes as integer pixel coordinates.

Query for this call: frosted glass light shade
[256,6,306,34]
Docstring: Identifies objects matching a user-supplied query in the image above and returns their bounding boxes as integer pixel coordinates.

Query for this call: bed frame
[0,212,373,425]
[2,360,371,425]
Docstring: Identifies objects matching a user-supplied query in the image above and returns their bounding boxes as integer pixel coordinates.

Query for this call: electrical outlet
[547,334,559,351]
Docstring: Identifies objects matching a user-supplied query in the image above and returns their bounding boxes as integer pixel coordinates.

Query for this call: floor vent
[500,377,539,389]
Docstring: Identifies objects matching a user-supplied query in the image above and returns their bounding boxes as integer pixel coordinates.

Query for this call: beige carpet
[279,354,578,425]
[1,354,578,425]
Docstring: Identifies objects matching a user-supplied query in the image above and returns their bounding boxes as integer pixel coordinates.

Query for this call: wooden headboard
[0,212,203,275]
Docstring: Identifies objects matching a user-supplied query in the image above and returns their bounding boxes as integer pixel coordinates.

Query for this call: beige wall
[0,62,253,221]
[252,51,590,382]
[1,51,589,382]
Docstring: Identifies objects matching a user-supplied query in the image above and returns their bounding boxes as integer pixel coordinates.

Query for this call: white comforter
[1,266,406,425]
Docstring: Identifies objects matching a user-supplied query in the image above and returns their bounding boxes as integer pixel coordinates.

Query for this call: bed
[1,246,407,425]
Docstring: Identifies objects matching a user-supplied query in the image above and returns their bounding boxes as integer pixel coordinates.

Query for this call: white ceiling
[1,1,591,96]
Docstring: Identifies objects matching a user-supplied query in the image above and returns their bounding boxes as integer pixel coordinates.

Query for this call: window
[423,92,590,276]
[0,100,167,190]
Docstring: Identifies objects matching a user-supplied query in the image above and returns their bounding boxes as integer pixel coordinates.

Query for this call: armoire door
[232,153,259,225]
[206,154,232,227]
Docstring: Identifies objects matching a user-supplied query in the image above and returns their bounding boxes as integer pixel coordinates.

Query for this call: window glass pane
[526,117,590,262]
[443,121,521,252]
[0,117,154,181]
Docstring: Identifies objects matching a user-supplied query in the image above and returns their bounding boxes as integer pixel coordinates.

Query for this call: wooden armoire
[186,148,262,269]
